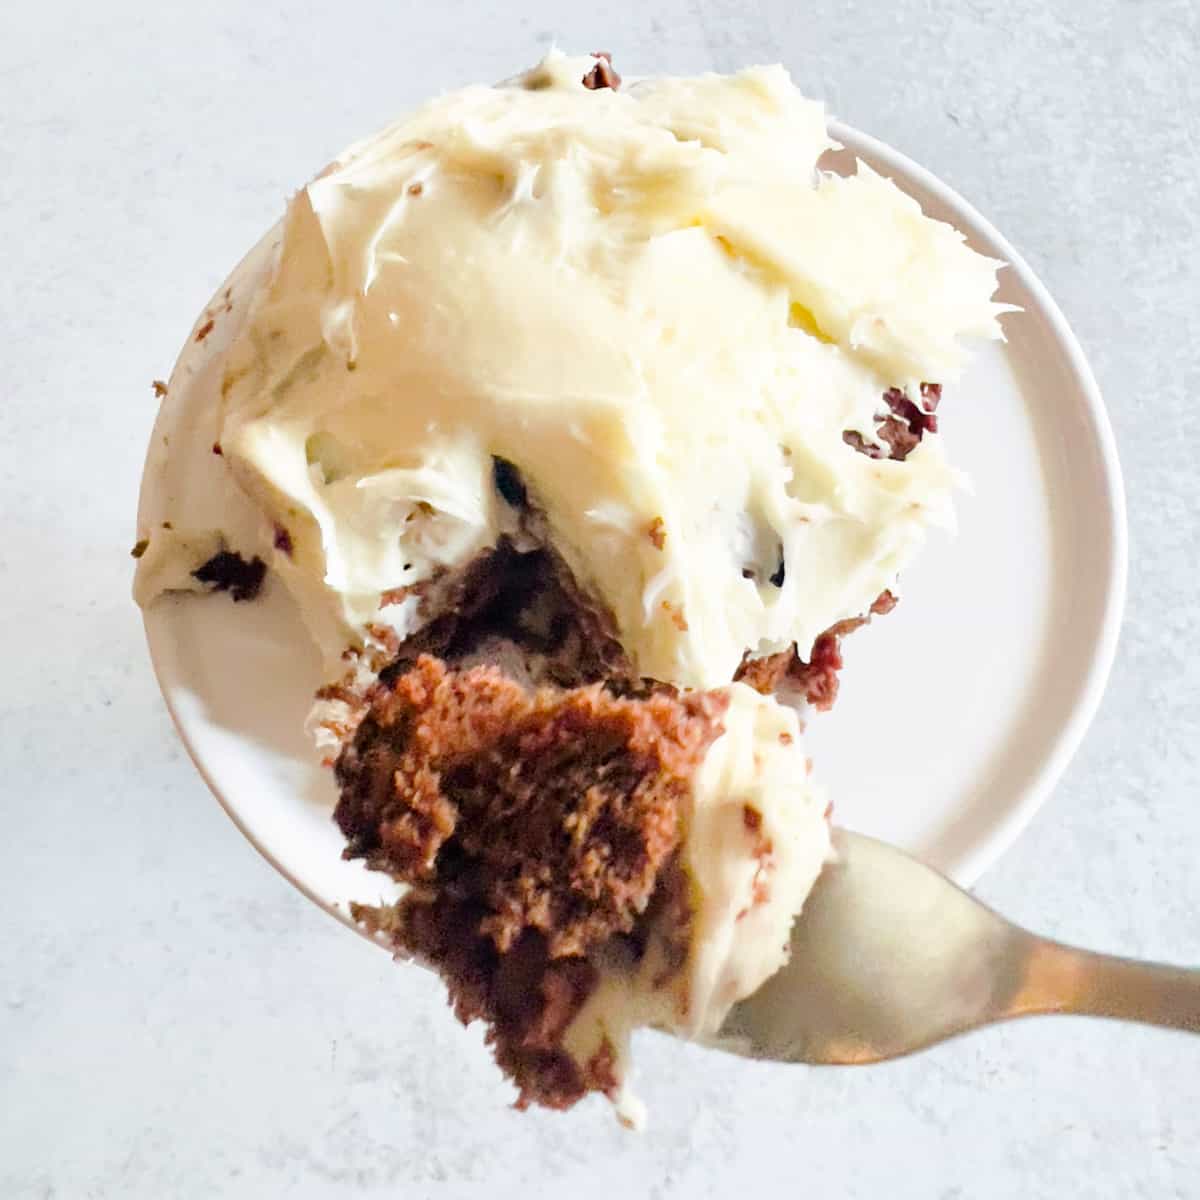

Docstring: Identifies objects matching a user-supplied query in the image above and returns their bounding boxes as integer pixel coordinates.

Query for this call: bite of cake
[334,657,828,1121]
[134,49,1009,1121]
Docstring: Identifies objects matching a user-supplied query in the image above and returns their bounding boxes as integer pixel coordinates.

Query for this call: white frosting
[141,50,1008,687]
[683,684,831,1032]
[563,683,830,1125]
[131,54,1010,1121]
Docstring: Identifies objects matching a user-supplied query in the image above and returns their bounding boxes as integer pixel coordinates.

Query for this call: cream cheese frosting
[563,682,830,1126]
[138,50,1008,690]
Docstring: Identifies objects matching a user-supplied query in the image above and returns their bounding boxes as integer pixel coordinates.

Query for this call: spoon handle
[1009,938,1200,1034]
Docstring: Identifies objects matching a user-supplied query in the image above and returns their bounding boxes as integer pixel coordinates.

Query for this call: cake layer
[337,658,827,1117]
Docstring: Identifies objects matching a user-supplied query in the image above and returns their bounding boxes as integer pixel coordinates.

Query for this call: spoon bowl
[717,830,1200,1065]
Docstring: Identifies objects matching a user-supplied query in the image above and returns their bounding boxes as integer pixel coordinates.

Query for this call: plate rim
[829,121,1128,884]
[142,121,1128,925]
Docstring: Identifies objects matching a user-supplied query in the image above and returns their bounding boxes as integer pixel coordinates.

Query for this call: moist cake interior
[337,656,725,1109]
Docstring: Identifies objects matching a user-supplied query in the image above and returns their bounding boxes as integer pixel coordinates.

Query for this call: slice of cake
[335,658,828,1124]
[134,50,1009,1120]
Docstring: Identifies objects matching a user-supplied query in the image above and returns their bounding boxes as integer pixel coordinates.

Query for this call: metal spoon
[717,829,1200,1064]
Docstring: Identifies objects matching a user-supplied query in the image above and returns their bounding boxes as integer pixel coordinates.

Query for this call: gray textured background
[3,1,1198,1196]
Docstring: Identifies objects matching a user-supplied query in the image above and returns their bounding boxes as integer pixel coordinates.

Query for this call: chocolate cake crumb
[337,656,726,1109]
[191,550,266,602]
[272,523,294,557]
[130,538,148,559]
[195,318,215,343]
[151,379,168,398]
[582,52,621,91]
[211,442,223,456]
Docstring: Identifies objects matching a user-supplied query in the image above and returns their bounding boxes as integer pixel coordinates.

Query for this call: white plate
[140,124,1127,937]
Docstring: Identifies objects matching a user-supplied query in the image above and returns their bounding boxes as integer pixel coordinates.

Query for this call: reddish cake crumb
[585,1037,620,1098]
[151,379,168,397]
[582,52,621,91]
[735,590,897,710]
[336,655,726,1109]
[379,586,410,608]
[735,804,775,918]
[195,318,215,342]
[843,383,941,462]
